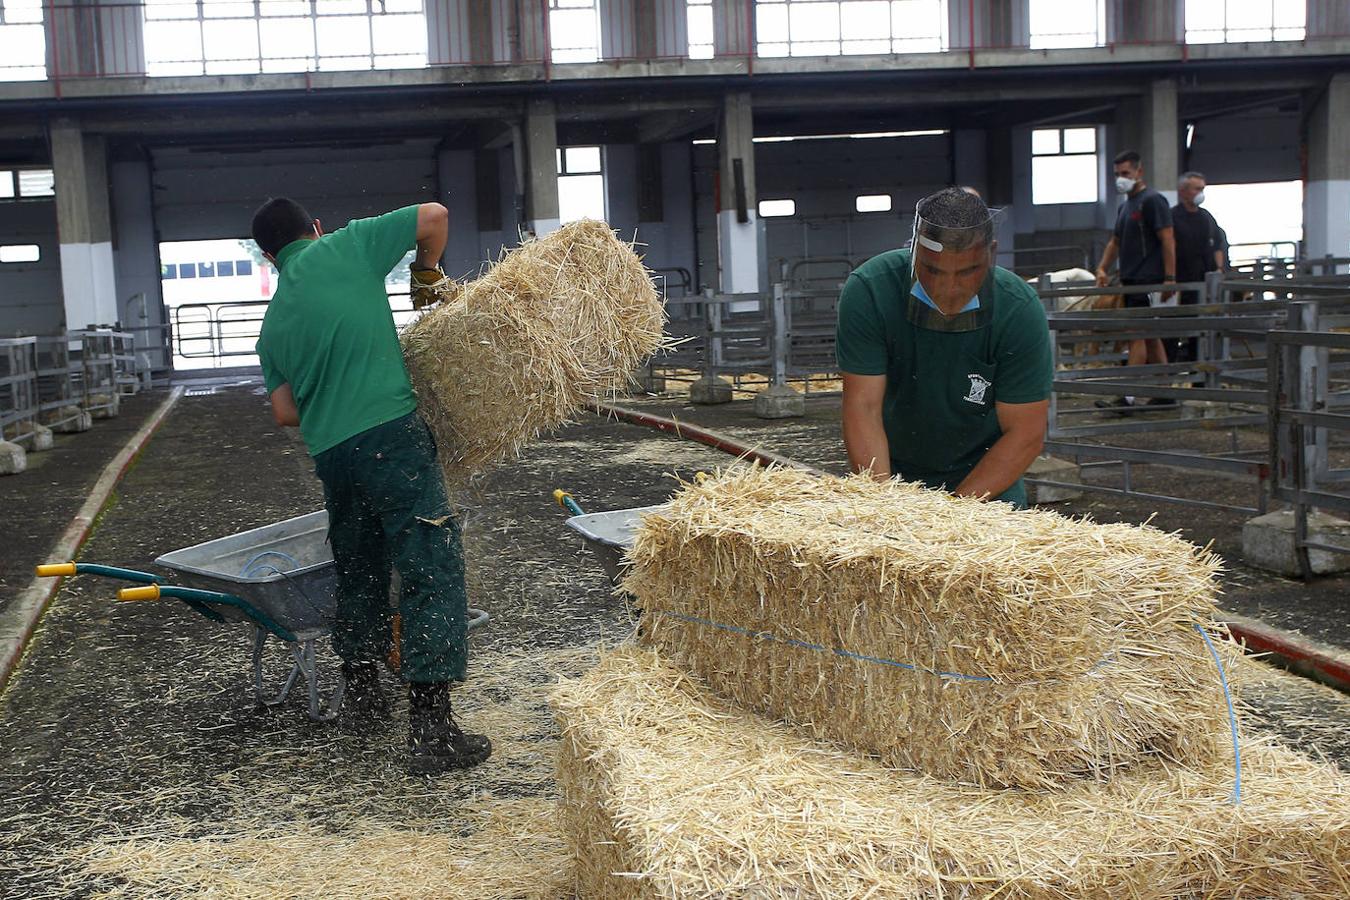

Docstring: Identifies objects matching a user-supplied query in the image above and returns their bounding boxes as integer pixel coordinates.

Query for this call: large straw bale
[625,466,1239,788]
[402,220,665,488]
[553,646,1350,899]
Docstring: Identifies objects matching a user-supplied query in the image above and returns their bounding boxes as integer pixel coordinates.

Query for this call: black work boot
[339,660,391,728]
[407,682,492,775]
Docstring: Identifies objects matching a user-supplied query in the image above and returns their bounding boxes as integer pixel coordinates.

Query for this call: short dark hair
[915,187,993,252]
[251,198,314,258]
[1113,149,1142,167]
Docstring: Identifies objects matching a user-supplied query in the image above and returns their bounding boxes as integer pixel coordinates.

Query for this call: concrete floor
[0,383,1347,895]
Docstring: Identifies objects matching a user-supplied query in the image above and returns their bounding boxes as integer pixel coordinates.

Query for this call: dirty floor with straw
[1,383,1348,897]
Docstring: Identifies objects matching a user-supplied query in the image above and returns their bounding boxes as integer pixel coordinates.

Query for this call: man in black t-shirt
[1171,171,1226,361]
[1094,150,1177,412]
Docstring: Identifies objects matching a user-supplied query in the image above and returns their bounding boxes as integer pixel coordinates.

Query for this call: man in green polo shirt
[252,197,490,774]
[836,187,1052,507]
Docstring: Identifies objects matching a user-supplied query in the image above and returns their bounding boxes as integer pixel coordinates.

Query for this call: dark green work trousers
[314,413,467,683]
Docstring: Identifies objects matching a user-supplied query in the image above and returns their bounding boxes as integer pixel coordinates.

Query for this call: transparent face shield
[908,205,1002,300]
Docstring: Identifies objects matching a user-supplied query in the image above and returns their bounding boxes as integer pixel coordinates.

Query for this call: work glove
[410,265,460,310]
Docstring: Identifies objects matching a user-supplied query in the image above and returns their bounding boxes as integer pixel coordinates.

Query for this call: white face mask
[1193,190,1206,205]
[1115,176,1137,195]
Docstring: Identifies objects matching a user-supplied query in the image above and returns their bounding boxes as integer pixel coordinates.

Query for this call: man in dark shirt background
[1171,171,1226,361]
[1094,149,1177,412]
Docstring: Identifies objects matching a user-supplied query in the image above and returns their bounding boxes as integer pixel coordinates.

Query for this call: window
[0,0,45,82]
[236,258,253,276]
[17,168,54,198]
[557,145,606,223]
[758,199,796,217]
[142,0,427,77]
[1201,181,1303,264]
[755,0,946,58]
[162,263,178,279]
[1185,0,1305,44]
[0,244,40,263]
[856,194,892,213]
[1031,127,1099,205]
[178,263,196,279]
[1029,0,1105,49]
[549,0,600,63]
[197,262,215,278]
[216,260,235,277]
[688,0,714,59]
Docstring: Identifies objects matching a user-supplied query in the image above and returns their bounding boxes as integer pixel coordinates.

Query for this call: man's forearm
[1096,239,1118,275]
[842,415,891,479]
[1162,232,1177,279]
[954,429,1043,500]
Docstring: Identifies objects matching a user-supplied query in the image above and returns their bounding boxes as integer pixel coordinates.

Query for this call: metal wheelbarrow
[38,510,489,722]
[552,488,662,587]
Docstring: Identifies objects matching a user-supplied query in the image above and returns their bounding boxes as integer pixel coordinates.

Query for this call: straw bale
[624,466,1239,788]
[553,646,1350,899]
[402,220,665,488]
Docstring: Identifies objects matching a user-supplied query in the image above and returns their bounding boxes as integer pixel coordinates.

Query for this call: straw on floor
[402,220,666,488]
[552,646,1350,899]
[624,465,1242,789]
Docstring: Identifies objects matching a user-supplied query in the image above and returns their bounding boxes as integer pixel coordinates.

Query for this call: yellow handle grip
[36,563,76,577]
[118,585,162,602]
[552,489,569,508]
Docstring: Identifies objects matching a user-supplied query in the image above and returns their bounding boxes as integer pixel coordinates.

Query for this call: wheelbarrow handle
[553,488,586,518]
[35,562,161,584]
[118,585,162,602]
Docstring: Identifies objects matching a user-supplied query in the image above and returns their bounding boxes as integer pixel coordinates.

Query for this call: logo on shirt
[964,374,991,405]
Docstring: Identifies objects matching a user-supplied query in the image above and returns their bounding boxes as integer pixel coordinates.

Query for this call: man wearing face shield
[836,187,1053,508]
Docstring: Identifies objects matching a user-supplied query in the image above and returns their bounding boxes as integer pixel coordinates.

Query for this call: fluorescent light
[692,129,946,146]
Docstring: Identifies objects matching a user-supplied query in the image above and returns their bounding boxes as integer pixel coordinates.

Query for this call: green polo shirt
[835,249,1052,503]
[256,205,419,457]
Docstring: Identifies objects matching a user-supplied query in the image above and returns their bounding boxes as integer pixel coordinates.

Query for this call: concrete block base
[753,384,805,419]
[626,370,667,396]
[690,376,733,405]
[1242,509,1350,577]
[88,393,121,419]
[0,441,27,475]
[44,406,92,433]
[1026,454,1083,503]
[15,422,53,452]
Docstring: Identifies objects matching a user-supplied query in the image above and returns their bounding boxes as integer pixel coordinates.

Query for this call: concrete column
[1308,0,1350,37]
[949,0,1029,49]
[50,121,118,331]
[427,0,495,65]
[522,99,560,236]
[437,148,482,276]
[46,0,145,78]
[1116,78,1179,204]
[1304,73,1350,263]
[712,0,751,57]
[110,156,168,369]
[716,91,761,294]
[1104,0,1182,45]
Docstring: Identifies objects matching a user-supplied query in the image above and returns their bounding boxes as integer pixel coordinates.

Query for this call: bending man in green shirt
[252,197,490,774]
[836,187,1052,508]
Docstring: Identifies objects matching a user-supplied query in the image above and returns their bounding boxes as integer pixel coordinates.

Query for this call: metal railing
[1027,270,1350,516]
[1267,309,1350,576]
